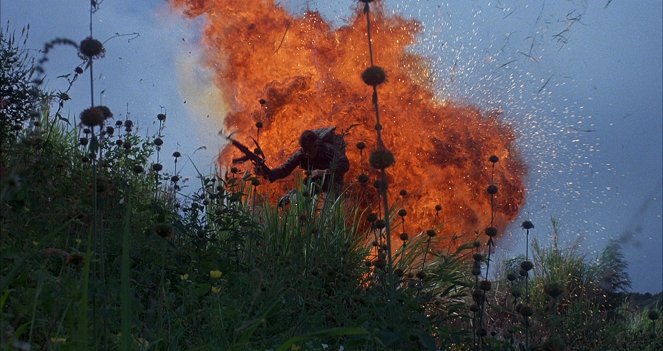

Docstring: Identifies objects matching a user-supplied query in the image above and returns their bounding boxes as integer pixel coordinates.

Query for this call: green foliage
[1,26,659,351]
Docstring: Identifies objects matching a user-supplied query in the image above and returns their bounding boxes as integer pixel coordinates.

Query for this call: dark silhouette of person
[268,127,349,195]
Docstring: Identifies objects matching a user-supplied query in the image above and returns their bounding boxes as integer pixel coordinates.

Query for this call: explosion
[171,0,527,249]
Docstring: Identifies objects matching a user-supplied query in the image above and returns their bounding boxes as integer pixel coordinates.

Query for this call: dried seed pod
[361,66,386,86]
[520,260,534,272]
[79,37,105,58]
[485,227,498,237]
[369,148,395,169]
[522,220,534,229]
[487,184,498,195]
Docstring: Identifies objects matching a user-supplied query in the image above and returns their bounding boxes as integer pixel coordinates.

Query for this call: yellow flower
[209,270,223,279]
[180,273,189,281]
[211,286,221,294]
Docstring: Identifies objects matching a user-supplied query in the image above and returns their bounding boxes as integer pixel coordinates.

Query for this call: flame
[171,0,527,250]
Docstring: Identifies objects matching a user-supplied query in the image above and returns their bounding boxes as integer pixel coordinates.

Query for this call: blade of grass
[75,227,93,348]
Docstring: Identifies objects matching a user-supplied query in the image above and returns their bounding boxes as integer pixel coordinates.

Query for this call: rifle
[228,137,274,180]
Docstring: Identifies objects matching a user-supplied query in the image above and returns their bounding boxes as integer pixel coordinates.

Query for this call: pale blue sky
[4,0,661,292]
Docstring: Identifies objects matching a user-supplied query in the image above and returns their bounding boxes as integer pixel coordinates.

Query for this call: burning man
[268,127,349,197]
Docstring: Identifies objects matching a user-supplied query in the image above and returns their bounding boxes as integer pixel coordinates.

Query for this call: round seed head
[487,184,498,195]
[171,175,180,182]
[426,229,436,237]
[473,253,483,262]
[79,37,105,58]
[369,148,395,169]
[398,208,407,217]
[489,155,499,163]
[435,204,442,212]
[157,113,166,121]
[124,120,134,128]
[358,173,369,184]
[648,310,659,321]
[520,260,534,271]
[479,280,492,291]
[152,163,163,172]
[79,137,88,146]
[123,141,132,150]
[75,66,84,74]
[154,137,163,146]
[416,271,426,280]
[115,120,123,127]
[251,178,260,186]
[115,139,123,146]
[356,141,366,150]
[485,226,498,237]
[80,107,105,127]
[522,220,534,229]
[399,232,409,241]
[132,165,144,174]
[375,219,386,229]
[361,66,386,86]
[172,151,181,158]
[366,212,378,223]
[399,189,408,196]
[255,121,263,129]
[105,126,114,135]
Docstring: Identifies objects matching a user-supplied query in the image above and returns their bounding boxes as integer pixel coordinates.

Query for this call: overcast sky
[4,0,661,293]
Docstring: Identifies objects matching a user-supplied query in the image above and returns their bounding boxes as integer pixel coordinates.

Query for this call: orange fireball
[171,0,526,250]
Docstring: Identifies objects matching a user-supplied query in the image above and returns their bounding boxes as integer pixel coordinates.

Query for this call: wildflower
[180,273,189,281]
[80,107,105,127]
[152,163,163,172]
[211,286,221,294]
[522,220,534,229]
[520,260,534,271]
[79,37,105,58]
[485,227,497,237]
[369,148,395,169]
[209,270,223,279]
[361,66,386,86]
